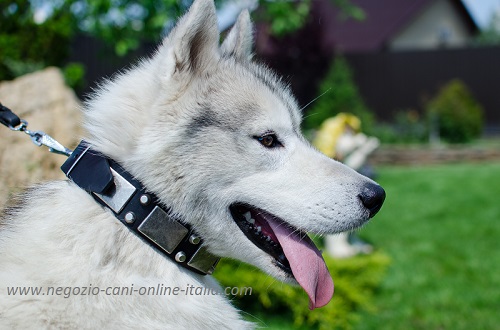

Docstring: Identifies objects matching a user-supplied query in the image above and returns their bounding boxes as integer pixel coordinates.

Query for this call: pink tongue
[266,218,334,309]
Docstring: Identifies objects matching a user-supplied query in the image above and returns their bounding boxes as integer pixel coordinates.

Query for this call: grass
[239,161,500,329]
[354,162,500,330]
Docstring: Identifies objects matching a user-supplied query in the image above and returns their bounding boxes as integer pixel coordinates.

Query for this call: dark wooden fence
[69,35,500,134]
[345,47,500,134]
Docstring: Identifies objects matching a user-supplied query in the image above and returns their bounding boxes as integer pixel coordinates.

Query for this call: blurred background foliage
[426,79,483,144]
[0,0,74,81]
[473,10,500,46]
[302,56,375,135]
[215,252,390,330]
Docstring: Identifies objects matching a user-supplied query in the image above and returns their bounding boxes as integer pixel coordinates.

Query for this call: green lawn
[354,162,500,330]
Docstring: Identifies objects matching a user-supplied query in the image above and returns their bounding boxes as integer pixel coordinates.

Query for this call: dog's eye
[255,134,282,148]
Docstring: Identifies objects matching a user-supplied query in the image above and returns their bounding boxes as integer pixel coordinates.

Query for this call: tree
[473,9,500,46]
[302,56,374,132]
[68,0,194,56]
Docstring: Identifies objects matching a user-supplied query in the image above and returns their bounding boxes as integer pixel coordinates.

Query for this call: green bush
[372,110,428,144]
[425,80,483,143]
[63,62,86,92]
[393,109,428,143]
[302,56,375,134]
[214,252,390,330]
[370,123,399,144]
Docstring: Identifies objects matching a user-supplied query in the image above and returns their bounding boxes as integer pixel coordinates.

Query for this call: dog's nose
[359,183,386,218]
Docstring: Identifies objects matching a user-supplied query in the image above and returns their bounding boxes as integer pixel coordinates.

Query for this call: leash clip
[1,103,73,157]
[27,129,73,157]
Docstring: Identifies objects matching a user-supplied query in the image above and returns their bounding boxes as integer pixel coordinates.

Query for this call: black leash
[0,102,21,128]
[1,102,219,275]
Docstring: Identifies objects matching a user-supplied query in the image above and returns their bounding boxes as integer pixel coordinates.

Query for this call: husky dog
[0,0,385,328]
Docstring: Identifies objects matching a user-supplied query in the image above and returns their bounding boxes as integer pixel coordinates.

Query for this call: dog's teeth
[266,236,271,242]
[257,226,261,232]
[248,218,255,224]
[243,211,251,221]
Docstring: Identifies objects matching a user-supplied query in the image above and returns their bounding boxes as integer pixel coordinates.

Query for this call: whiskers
[299,87,332,114]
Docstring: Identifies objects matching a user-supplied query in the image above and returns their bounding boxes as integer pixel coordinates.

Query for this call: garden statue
[313,113,380,258]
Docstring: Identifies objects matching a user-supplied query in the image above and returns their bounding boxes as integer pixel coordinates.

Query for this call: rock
[0,67,82,210]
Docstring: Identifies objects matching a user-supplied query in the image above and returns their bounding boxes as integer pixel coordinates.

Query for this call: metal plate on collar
[187,246,220,275]
[138,206,189,253]
[93,168,136,213]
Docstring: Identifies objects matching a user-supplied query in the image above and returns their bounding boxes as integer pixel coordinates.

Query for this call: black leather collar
[61,141,220,275]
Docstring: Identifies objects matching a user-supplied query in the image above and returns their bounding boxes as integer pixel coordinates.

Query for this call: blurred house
[320,0,477,52]
[256,0,500,134]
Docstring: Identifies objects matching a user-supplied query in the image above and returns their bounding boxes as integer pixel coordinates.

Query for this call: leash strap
[61,141,220,275]
[0,102,21,128]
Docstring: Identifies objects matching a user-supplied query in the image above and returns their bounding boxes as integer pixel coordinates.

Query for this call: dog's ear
[162,0,220,74]
[221,10,253,61]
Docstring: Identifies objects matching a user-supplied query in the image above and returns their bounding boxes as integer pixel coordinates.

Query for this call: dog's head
[84,0,385,309]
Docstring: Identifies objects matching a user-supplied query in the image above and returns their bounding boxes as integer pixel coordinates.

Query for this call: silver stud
[189,235,201,245]
[175,251,187,263]
[124,212,136,224]
[139,194,151,206]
